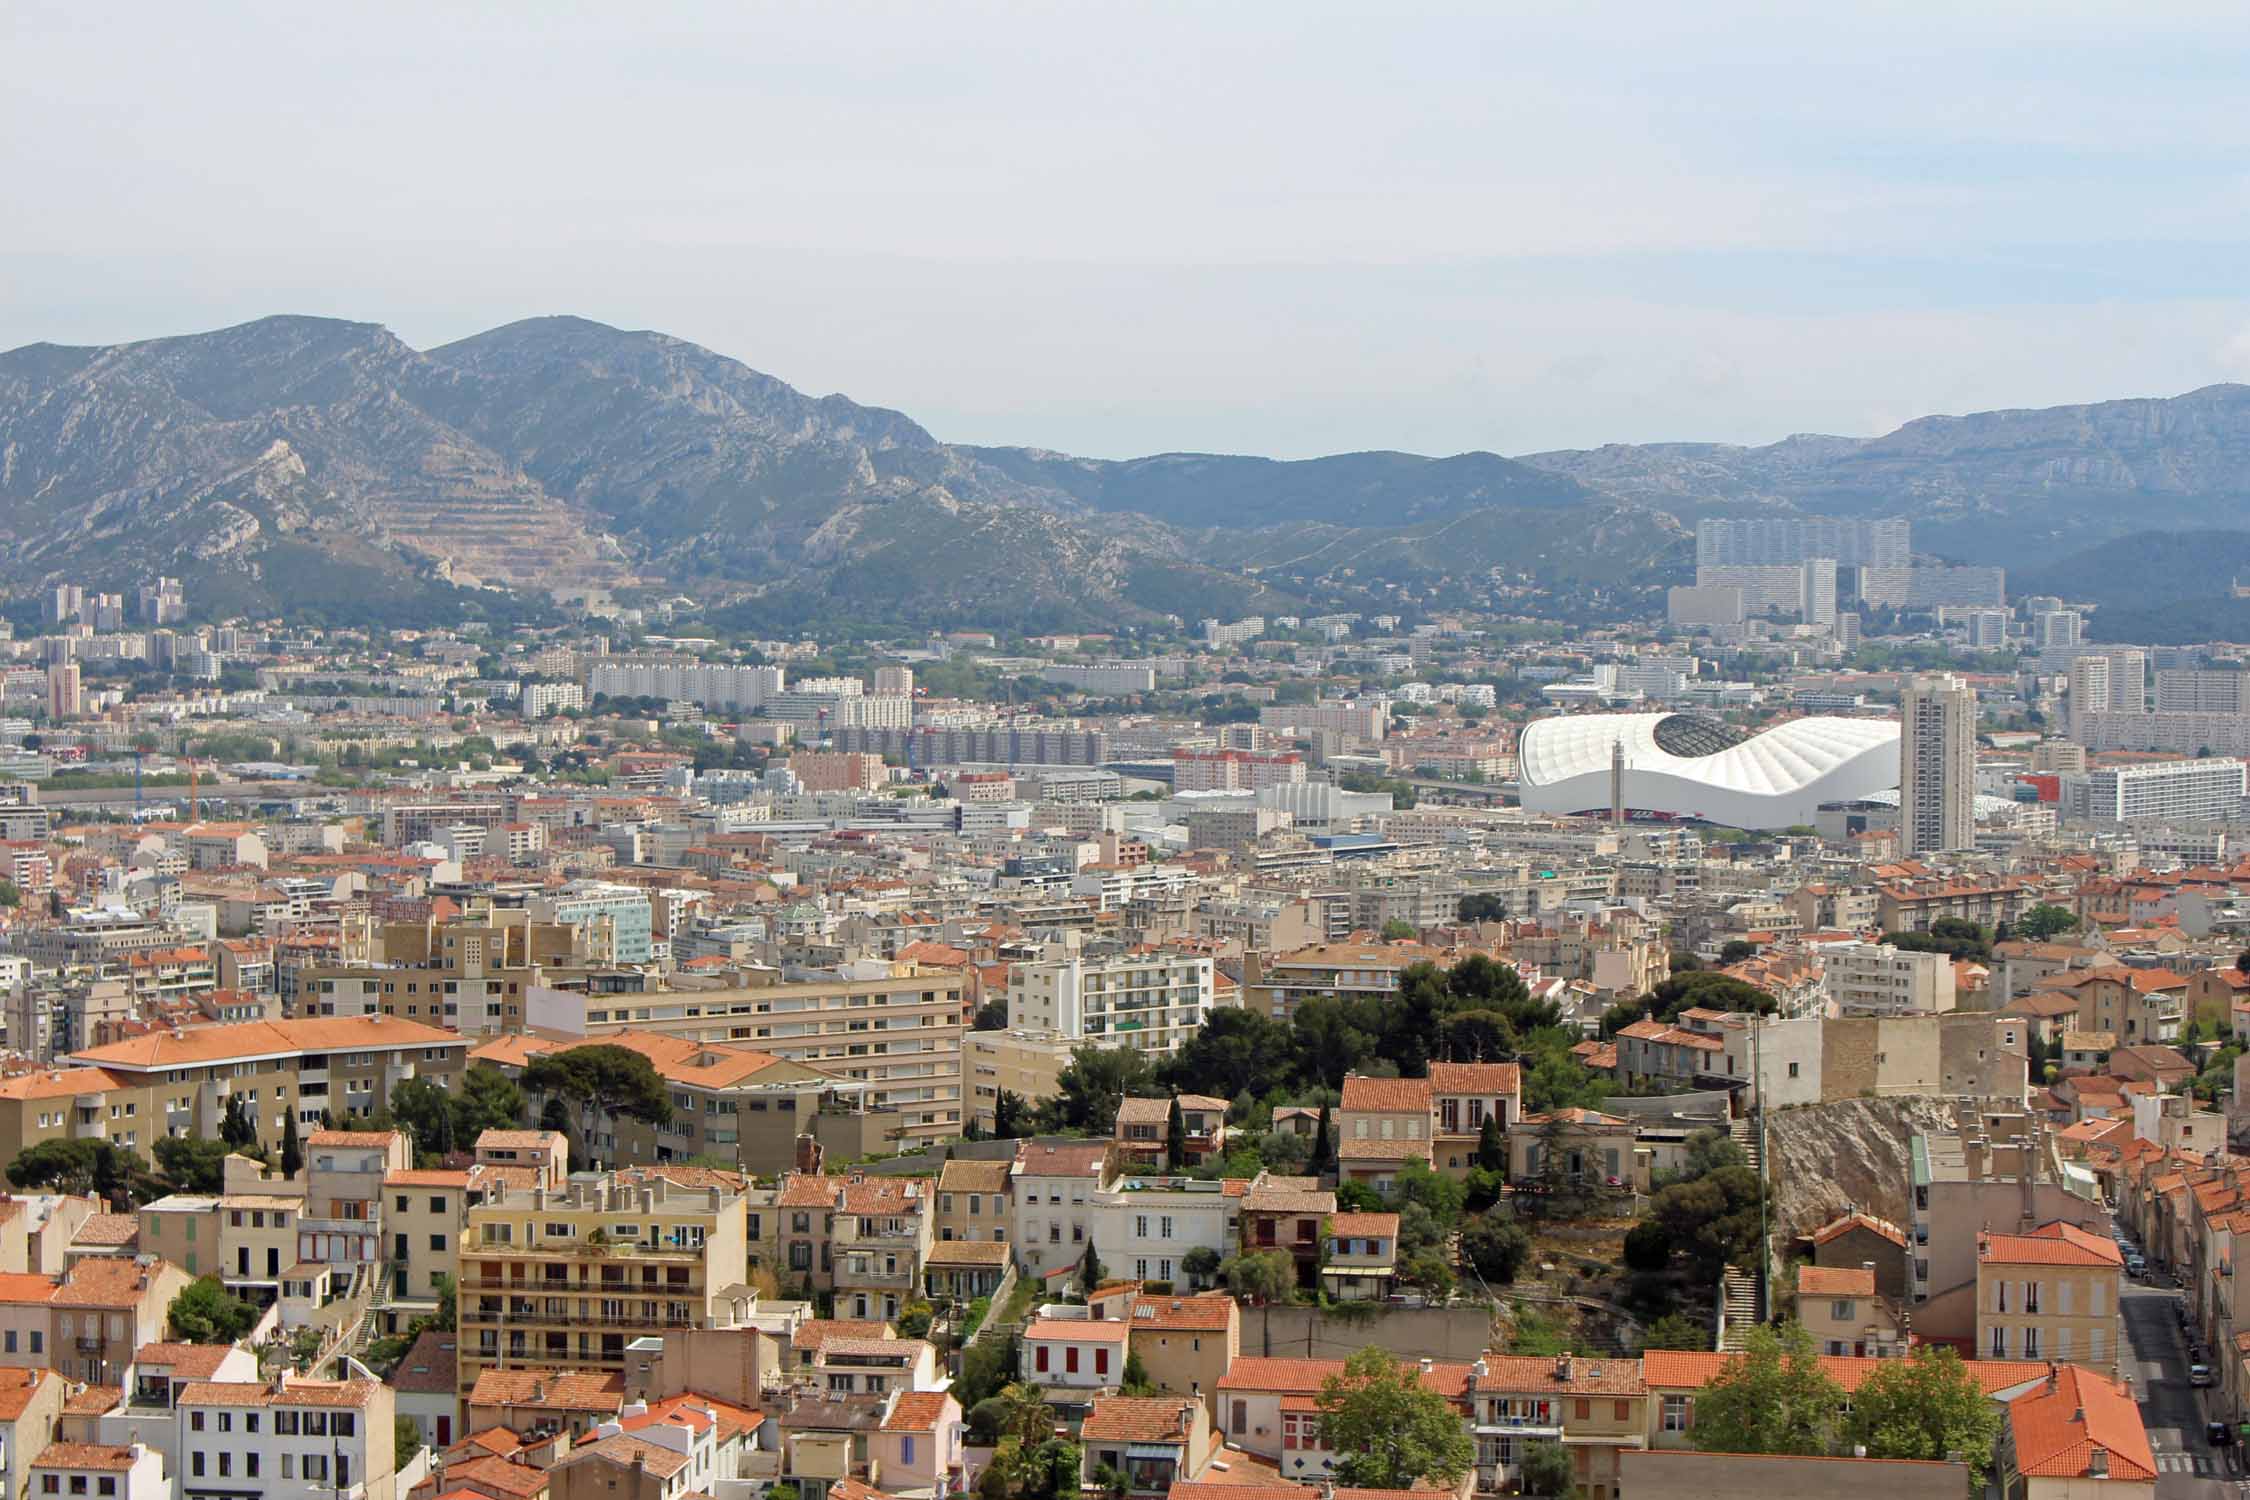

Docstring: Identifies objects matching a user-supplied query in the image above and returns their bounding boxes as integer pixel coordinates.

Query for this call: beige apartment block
[457,1173,751,1394]
[965,1030,1073,1133]
[61,1017,467,1161]
[520,961,967,1144]
[1977,1222,2123,1369]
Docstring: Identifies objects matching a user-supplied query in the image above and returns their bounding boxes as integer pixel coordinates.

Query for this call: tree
[1160,1007,1290,1101]
[1388,1158,1467,1229]
[1038,1045,1158,1134]
[1380,920,1418,941]
[1313,1347,1475,1489]
[521,1045,673,1167]
[1165,1096,1186,1171]
[395,1416,424,1471]
[1309,1104,1332,1174]
[457,1063,527,1137]
[153,1137,231,1193]
[1649,1165,1764,1280]
[1683,1127,1747,1179]
[992,1090,1030,1140]
[1401,1250,1455,1301]
[280,1108,303,1177]
[1718,939,1758,965]
[973,998,1009,1031]
[1460,1213,1532,1284]
[1225,1250,1297,1305]
[8,1139,139,1203]
[1845,1345,2003,1488]
[1621,1221,1673,1273]
[1121,1348,1156,1396]
[1638,1312,1709,1351]
[1476,1115,1506,1172]
[1518,1439,1577,1499]
[2017,904,2079,941]
[1689,1321,1846,1456]
[220,1094,257,1150]
[896,1299,934,1339]
[1181,1246,1222,1290]
[169,1276,259,1343]
[1458,893,1509,923]
[1079,1237,1104,1297]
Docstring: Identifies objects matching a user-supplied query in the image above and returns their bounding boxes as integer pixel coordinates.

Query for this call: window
[901,1436,916,1464]
[39,1479,55,1495]
[190,1411,205,1432]
[1989,1326,2007,1357]
[1035,1345,1050,1373]
[2023,1327,2040,1358]
[1831,1300,1855,1320]
[1574,1399,1590,1421]
[1661,1395,1690,1432]
[1614,1399,1631,1421]
[191,1454,205,1478]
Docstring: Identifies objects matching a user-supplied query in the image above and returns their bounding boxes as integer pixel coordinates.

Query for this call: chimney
[1554,1353,1572,1382]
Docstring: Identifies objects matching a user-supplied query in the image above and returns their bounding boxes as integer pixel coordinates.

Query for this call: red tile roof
[2006,1365,2155,1480]
[1979,1222,2123,1268]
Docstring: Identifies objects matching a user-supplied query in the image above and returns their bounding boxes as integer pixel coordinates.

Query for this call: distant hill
[0,315,1662,625]
[1523,385,2250,567]
[9,315,2250,626]
[2018,530,2250,644]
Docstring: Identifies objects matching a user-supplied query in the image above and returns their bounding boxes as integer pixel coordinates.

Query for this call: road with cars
[2117,1229,2237,1500]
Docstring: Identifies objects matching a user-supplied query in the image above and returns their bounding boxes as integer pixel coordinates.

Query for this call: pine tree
[280,1109,303,1177]
[1310,1103,1332,1175]
[1165,1096,1187,1170]
[1079,1236,1104,1297]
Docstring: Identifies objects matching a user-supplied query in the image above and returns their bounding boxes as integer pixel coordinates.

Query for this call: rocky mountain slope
[9,314,2250,624]
[0,315,1653,625]
[1523,384,2250,567]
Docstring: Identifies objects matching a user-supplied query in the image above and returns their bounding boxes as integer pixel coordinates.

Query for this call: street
[2121,1278,2235,1500]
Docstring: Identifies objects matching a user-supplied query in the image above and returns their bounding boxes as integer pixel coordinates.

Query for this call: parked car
[2192,1364,2214,1387]
[2127,1254,2148,1276]
[2210,1421,2234,1447]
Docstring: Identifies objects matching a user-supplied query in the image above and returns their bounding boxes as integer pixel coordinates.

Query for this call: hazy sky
[8,1,2250,458]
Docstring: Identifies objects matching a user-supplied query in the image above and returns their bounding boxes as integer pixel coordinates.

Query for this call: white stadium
[1516,712,1901,829]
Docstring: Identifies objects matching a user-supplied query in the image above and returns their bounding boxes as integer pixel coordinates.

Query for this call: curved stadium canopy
[1517,712,1900,830]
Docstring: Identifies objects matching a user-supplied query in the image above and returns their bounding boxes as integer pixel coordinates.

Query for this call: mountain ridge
[6,313,2250,626]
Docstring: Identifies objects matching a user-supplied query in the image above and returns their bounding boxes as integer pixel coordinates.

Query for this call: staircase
[1717,1115,1766,1351]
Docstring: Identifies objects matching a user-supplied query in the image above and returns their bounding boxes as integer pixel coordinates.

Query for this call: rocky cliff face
[1763,1096,1956,1242]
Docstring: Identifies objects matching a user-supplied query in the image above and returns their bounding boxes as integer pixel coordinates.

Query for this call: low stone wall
[1242,1303,1502,1361]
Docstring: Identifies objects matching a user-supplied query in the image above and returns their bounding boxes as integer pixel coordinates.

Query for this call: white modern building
[2067,758,2248,825]
[1006,949,1215,1058]
[1516,712,1900,830]
[1823,941,1958,1016]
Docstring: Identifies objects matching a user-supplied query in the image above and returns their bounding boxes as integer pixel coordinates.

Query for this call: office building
[872,665,915,698]
[2066,656,2111,740]
[2033,610,2082,651]
[528,884,655,965]
[2070,758,2247,824]
[1696,517,1909,569]
[1966,610,2010,649]
[1665,586,1744,628]
[2155,668,2250,714]
[43,664,80,721]
[1824,941,1957,1016]
[1797,558,1838,627]
[1899,675,1975,856]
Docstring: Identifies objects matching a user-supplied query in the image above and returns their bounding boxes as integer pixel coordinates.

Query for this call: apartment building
[1005,949,1215,1059]
[60,1017,467,1160]
[1796,1263,1904,1357]
[1090,1167,1238,1286]
[1429,1061,1522,1173]
[773,1173,934,1323]
[934,1159,1011,1244]
[1238,1176,1334,1291]
[1122,1292,1238,1423]
[1824,941,1958,1016]
[385,1167,474,1304]
[1114,1096,1227,1171]
[471,1030,896,1177]
[300,917,580,1032]
[1977,1222,2123,1368]
[1010,1142,1105,1280]
[1468,1354,1649,1500]
[457,1173,751,1393]
[1240,943,1435,1023]
[523,961,967,1144]
[0,1258,193,1386]
[1334,1074,1434,1190]
[174,1374,398,1500]
[965,1030,1073,1135]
